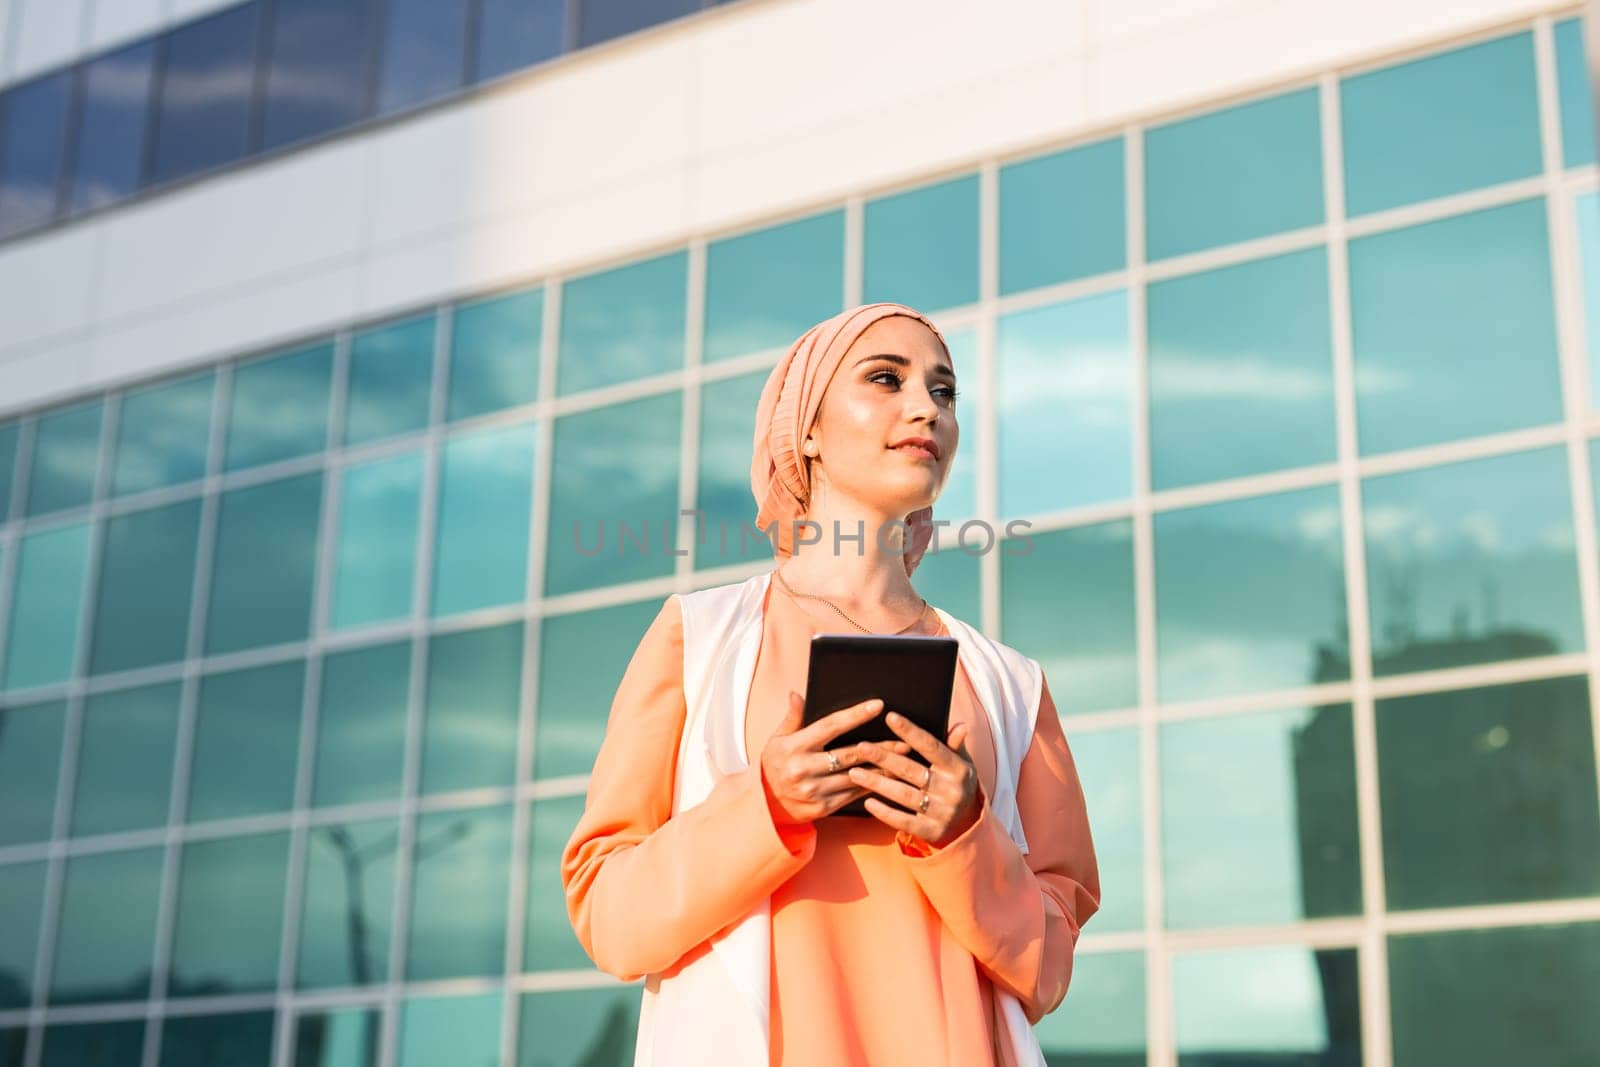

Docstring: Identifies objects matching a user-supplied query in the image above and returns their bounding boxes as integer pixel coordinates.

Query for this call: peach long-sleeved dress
[561,575,1101,1066]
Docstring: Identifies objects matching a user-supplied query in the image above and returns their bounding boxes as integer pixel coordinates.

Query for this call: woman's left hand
[848,711,980,848]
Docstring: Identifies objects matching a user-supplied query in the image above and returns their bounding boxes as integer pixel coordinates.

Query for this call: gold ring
[826,750,841,774]
[919,791,932,814]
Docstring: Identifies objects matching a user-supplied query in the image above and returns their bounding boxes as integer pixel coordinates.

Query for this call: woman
[560,302,1101,1066]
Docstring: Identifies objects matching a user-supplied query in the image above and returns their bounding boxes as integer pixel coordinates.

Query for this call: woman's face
[807,316,959,517]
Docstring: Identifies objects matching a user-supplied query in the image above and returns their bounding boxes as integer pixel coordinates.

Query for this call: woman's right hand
[760,691,904,825]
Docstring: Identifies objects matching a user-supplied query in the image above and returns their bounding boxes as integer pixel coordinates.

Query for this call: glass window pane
[49,846,164,1004]
[473,0,566,83]
[332,450,423,629]
[1575,190,1600,410]
[71,681,181,837]
[447,286,543,421]
[405,805,512,980]
[68,40,156,214]
[1162,703,1360,928]
[188,661,305,822]
[1350,198,1560,455]
[702,209,844,363]
[261,0,377,151]
[26,399,103,518]
[575,0,695,47]
[377,0,469,115]
[111,370,213,496]
[1378,674,1600,910]
[4,523,92,692]
[159,1010,274,1067]
[524,796,586,969]
[1066,728,1142,933]
[1341,31,1541,217]
[1557,18,1597,170]
[168,831,291,997]
[147,3,263,187]
[517,986,641,1067]
[1001,521,1137,715]
[911,544,981,625]
[294,1007,382,1067]
[225,341,333,471]
[535,601,656,780]
[0,861,46,1009]
[544,393,681,596]
[298,817,398,989]
[0,699,64,845]
[89,498,202,675]
[1155,485,1347,703]
[431,420,536,617]
[1148,247,1336,489]
[206,471,323,655]
[1362,446,1584,675]
[863,173,980,313]
[313,640,410,808]
[0,70,72,239]
[1000,137,1125,295]
[1031,951,1145,1065]
[1388,922,1600,1065]
[0,420,18,520]
[344,313,436,447]
[557,251,687,395]
[0,1027,20,1067]
[996,290,1132,517]
[1145,88,1322,261]
[694,371,771,571]
[421,623,522,794]
[40,1020,146,1066]
[1174,946,1361,1065]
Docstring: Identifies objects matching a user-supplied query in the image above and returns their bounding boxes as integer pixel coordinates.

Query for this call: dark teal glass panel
[89,498,202,675]
[0,421,17,520]
[344,313,436,447]
[1389,922,1600,1066]
[298,817,398,989]
[703,209,845,363]
[0,861,46,1009]
[168,831,291,997]
[0,699,64,845]
[1162,703,1359,928]
[1174,946,1360,1065]
[535,600,656,780]
[375,0,469,116]
[1000,137,1125,295]
[1145,88,1322,260]
[1066,728,1142,933]
[1341,31,1541,216]
[313,640,410,808]
[996,290,1133,517]
[225,341,334,471]
[295,1007,382,1067]
[49,846,163,1004]
[159,1010,274,1067]
[1378,675,1600,910]
[1576,191,1600,410]
[517,986,641,1067]
[0,1028,20,1067]
[406,805,513,980]
[1155,485,1347,703]
[431,420,536,617]
[1032,951,1145,1065]
[40,1020,146,1067]
[935,325,978,522]
[863,172,980,312]
[188,661,305,822]
[71,681,181,837]
[1362,447,1584,675]
[1148,247,1336,489]
[524,796,587,969]
[25,399,102,517]
[447,286,543,421]
[1557,19,1597,169]
[206,471,323,655]
[694,371,772,571]
[421,622,522,794]
[332,450,423,629]
[1001,521,1138,715]
[111,371,213,496]
[557,251,687,395]
[398,992,501,1067]
[1349,198,1560,455]
[912,542,981,625]
[3,522,91,691]
[545,393,681,596]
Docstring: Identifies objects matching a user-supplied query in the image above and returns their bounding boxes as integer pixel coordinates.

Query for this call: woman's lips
[892,444,938,461]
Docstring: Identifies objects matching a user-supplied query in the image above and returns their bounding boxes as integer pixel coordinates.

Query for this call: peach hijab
[749,302,949,576]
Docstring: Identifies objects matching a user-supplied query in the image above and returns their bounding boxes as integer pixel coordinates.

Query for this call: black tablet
[801,632,959,817]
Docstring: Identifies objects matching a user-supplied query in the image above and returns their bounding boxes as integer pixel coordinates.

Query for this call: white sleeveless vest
[632,570,1047,1067]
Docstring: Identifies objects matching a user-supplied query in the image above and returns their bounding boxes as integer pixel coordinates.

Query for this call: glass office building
[1,1,1598,1064]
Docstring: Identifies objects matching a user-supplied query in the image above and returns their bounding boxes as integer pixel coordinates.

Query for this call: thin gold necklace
[772,567,928,636]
